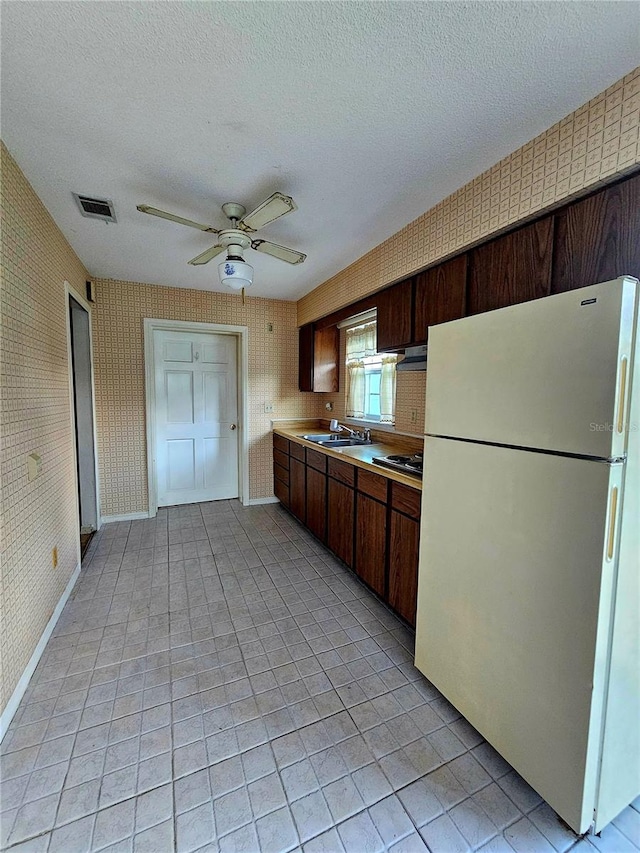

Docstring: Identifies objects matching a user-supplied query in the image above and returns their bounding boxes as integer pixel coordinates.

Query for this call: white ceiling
[2,2,638,301]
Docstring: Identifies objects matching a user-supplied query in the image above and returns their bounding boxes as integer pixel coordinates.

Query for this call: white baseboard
[0,562,81,743]
[101,511,151,523]
[244,496,280,506]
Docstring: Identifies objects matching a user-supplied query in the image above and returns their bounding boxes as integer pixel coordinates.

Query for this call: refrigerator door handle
[616,357,628,435]
[606,486,619,561]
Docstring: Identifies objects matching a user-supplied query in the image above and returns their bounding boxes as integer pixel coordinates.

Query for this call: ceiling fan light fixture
[218,257,254,290]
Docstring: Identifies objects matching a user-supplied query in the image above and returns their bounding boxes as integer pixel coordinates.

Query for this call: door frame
[144,318,249,516]
[64,281,101,547]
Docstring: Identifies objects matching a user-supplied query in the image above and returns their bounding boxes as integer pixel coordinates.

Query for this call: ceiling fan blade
[188,244,225,265]
[252,239,306,265]
[240,193,297,232]
[137,205,220,234]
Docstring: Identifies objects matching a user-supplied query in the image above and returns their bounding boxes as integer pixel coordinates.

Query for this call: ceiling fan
[137,192,306,291]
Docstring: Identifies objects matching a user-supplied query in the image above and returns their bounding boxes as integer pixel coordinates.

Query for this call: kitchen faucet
[330,419,371,442]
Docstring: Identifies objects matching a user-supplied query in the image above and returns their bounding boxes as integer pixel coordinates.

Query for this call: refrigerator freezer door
[425,276,637,459]
[415,437,623,834]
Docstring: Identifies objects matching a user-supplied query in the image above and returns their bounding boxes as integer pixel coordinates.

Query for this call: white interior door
[154,329,239,506]
[415,436,623,834]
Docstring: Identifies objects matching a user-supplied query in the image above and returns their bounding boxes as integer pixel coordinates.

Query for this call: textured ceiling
[2,2,639,300]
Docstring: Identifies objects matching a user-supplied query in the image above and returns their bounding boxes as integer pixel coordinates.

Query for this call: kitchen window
[345,320,396,423]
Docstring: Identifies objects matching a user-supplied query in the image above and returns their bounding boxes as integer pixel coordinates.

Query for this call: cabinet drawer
[357,469,388,502]
[290,441,306,461]
[273,434,290,454]
[328,457,356,487]
[274,463,289,486]
[274,477,289,507]
[273,448,289,471]
[391,481,421,520]
[306,448,327,473]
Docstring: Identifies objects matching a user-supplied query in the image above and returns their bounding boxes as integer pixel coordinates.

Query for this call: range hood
[396,345,427,372]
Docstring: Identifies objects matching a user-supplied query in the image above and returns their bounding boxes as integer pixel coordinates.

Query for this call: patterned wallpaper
[1,143,88,712]
[298,68,640,325]
[92,279,325,516]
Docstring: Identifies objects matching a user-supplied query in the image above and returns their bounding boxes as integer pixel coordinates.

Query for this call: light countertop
[273,420,423,491]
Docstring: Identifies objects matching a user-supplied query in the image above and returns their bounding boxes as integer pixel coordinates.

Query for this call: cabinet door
[551,176,640,294]
[314,327,339,392]
[299,324,315,392]
[468,218,553,315]
[274,475,289,508]
[355,493,386,597]
[289,457,306,523]
[327,478,354,567]
[388,511,420,626]
[306,466,327,542]
[414,255,467,344]
[376,279,414,352]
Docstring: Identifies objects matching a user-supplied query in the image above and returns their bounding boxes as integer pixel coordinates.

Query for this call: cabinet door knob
[230,424,237,430]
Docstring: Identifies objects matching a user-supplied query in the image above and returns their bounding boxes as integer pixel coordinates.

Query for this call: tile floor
[1,500,639,853]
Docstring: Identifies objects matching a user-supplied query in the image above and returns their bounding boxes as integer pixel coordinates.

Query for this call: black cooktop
[372,453,423,478]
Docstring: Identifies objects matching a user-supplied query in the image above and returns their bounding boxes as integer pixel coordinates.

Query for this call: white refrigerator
[414,275,640,835]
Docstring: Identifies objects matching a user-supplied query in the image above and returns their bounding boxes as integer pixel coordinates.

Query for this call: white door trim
[144,318,249,516]
[64,281,101,543]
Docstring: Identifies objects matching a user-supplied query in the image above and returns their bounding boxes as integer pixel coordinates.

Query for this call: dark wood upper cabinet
[299,324,339,392]
[327,477,354,567]
[414,255,468,344]
[388,510,420,627]
[355,492,386,597]
[376,279,414,352]
[468,217,554,315]
[551,175,640,294]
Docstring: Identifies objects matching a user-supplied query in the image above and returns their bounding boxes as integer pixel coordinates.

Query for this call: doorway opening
[66,287,99,557]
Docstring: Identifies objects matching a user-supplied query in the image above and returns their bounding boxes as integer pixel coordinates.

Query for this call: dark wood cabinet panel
[313,327,339,392]
[328,457,356,487]
[273,448,289,471]
[376,279,414,352]
[355,493,386,597]
[391,482,421,520]
[306,466,327,542]
[414,255,467,344]
[468,218,554,315]
[327,478,354,567]
[274,475,289,507]
[299,324,315,392]
[306,448,327,473]
[298,323,339,392]
[274,463,289,486]
[551,175,640,294]
[290,442,305,462]
[273,434,290,455]
[289,457,306,523]
[388,511,420,626]
[357,469,388,503]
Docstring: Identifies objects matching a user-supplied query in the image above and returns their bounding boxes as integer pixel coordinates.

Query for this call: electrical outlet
[410,410,418,424]
[325,402,334,411]
[264,403,274,413]
[52,546,58,569]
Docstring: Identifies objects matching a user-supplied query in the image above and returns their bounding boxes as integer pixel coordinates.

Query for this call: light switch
[28,453,42,481]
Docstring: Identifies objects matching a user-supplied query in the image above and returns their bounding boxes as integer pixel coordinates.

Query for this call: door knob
[230,424,237,430]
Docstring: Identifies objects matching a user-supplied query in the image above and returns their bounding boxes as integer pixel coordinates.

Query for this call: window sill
[344,417,422,439]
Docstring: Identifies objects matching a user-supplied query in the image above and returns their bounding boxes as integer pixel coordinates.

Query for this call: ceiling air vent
[73,193,117,223]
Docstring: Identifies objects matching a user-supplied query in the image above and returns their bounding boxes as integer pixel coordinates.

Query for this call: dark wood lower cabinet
[354,493,386,597]
[306,467,327,542]
[327,478,354,567]
[388,510,420,626]
[273,435,422,627]
[289,457,306,523]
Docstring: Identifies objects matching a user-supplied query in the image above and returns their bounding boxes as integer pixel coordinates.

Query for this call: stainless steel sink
[299,434,372,447]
